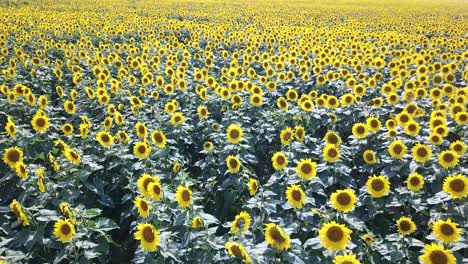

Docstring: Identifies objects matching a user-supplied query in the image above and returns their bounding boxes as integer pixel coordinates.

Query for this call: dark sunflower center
[230,244,244,259]
[453,144,462,152]
[429,250,448,264]
[408,124,416,131]
[138,145,146,154]
[67,103,74,110]
[270,227,285,243]
[400,115,409,123]
[142,227,155,242]
[328,134,338,144]
[371,120,378,128]
[449,179,464,192]
[101,134,110,142]
[337,193,351,205]
[417,147,427,157]
[61,224,71,235]
[140,201,148,211]
[366,153,374,161]
[277,155,285,165]
[393,144,403,154]
[280,100,286,108]
[182,190,190,201]
[356,126,364,134]
[328,148,338,158]
[296,130,303,138]
[371,179,384,191]
[410,177,420,186]
[201,109,206,115]
[283,132,291,141]
[138,126,145,134]
[153,184,161,194]
[153,133,163,143]
[36,117,46,127]
[399,220,411,231]
[440,223,454,236]
[301,163,312,174]
[229,129,240,139]
[443,153,454,163]
[292,189,302,201]
[70,151,78,159]
[174,116,181,122]
[326,226,344,242]
[229,158,238,169]
[143,178,153,191]
[7,150,20,162]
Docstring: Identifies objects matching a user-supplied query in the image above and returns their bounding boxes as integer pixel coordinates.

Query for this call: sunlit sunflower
[225,241,251,264]
[53,219,75,243]
[411,143,432,163]
[3,146,23,168]
[449,140,466,156]
[294,126,305,142]
[226,155,241,173]
[330,189,357,213]
[134,223,160,252]
[9,199,29,226]
[197,105,209,119]
[5,117,16,137]
[388,140,407,160]
[323,144,341,163]
[432,219,461,243]
[272,152,288,171]
[64,148,81,165]
[63,100,76,115]
[366,116,381,133]
[419,243,455,264]
[231,211,251,235]
[248,179,259,196]
[151,130,167,148]
[133,141,151,159]
[15,162,28,179]
[324,131,342,146]
[264,223,290,251]
[31,112,50,133]
[319,221,352,251]
[192,216,203,228]
[96,131,114,147]
[407,173,424,191]
[397,216,416,235]
[286,184,306,209]
[366,175,391,198]
[134,197,151,218]
[226,124,243,144]
[171,112,185,126]
[135,122,148,139]
[296,158,317,180]
[363,150,377,164]
[147,181,163,201]
[280,127,294,145]
[175,186,192,208]
[443,174,467,199]
[203,141,214,152]
[333,253,361,264]
[438,150,459,169]
[352,123,368,139]
[137,174,158,198]
[362,234,374,246]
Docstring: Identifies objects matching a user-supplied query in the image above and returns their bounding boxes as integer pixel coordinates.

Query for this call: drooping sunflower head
[3,146,23,168]
[271,152,288,171]
[175,186,192,209]
[247,178,259,196]
[366,175,391,198]
[296,158,317,180]
[438,150,459,169]
[15,162,28,179]
[323,144,341,163]
[264,223,290,251]
[225,241,251,264]
[134,223,160,252]
[443,174,467,199]
[319,221,352,251]
[330,189,357,213]
[388,139,407,160]
[53,219,76,243]
[226,124,243,144]
[137,174,158,198]
[226,155,241,174]
[192,216,204,229]
[64,148,81,165]
[286,184,306,209]
[411,143,432,163]
[397,216,416,235]
[419,243,456,264]
[363,150,377,165]
[231,211,251,235]
[135,122,148,139]
[407,173,425,191]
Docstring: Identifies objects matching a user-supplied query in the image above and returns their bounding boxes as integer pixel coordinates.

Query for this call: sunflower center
[301,163,312,174]
[101,134,110,142]
[229,158,238,169]
[371,120,378,128]
[326,226,344,242]
[36,117,46,127]
[296,130,303,138]
[143,178,153,191]
[140,201,148,211]
[283,132,291,141]
[410,177,420,186]
[230,244,244,259]
[7,150,20,163]
[138,126,145,134]
[277,155,285,165]
[292,189,302,201]
[328,148,338,158]
[399,220,411,231]
[440,223,454,236]
[341,262,354,264]
[417,147,427,157]
[371,179,384,191]
[229,129,240,139]
[365,153,374,161]
[270,227,285,243]
[453,144,462,152]
[142,227,155,242]
[182,190,190,201]
[174,116,181,122]
[443,153,454,163]
[70,151,78,159]
[328,134,338,144]
[138,145,146,154]
[429,250,448,264]
[393,144,403,154]
[337,193,351,205]
[67,103,74,110]
[61,224,71,235]
[152,184,161,194]
[153,133,163,143]
[449,179,464,192]
[356,126,364,134]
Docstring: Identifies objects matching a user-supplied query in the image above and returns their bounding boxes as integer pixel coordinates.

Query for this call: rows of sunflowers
[0,0,467,263]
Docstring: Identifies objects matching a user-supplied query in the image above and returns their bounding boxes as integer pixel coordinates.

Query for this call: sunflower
[134,197,151,218]
[319,221,352,251]
[352,123,368,139]
[9,199,29,226]
[449,140,466,156]
[31,112,50,133]
[264,223,290,251]
[366,116,381,133]
[192,216,204,228]
[225,241,251,264]
[64,148,81,165]
[362,234,374,246]
[438,150,459,169]
[443,174,467,199]
[96,131,114,147]
[226,124,243,144]
[137,174,158,198]
[286,184,306,209]
[135,122,148,139]
[280,127,294,145]
[5,117,16,137]
[411,143,432,163]
[324,131,342,146]
[333,253,361,264]
[296,158,317,180]
[363,150,377,165]
[197,105,209,119]
[203,141,214,151]
[429,133,443,145]
[175,186,192,208]
[151,130,167,148]
[15,162,28,179]
[432,219,461,243]
[419,243,455,264]
[330,189,357,213]
[231,211,251,235]
[248,179,259,196]
[63,100,76,115]
[294,126,305,142]
[271,152,288,171]
[53,219,75,243]
[404,121,421,136]
[171,112,185,126]
[366,175,391,198]
[147,181,163,201]
[133,141,151,159]
[397,217,416,235]
[323,144,341,163]
[3,146,23,168]
[388,140,407,160]
[226,155,241,173]
[250,94,263,107]
[134,223,160,252]
[407,173,424,191]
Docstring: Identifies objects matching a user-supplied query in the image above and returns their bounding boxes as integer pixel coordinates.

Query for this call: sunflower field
[0,0,467,263]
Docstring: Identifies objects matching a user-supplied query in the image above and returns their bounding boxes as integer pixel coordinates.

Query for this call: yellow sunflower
[366,175,391,198]
[15,162,28,179]
[363,150,377,165]
[197,105,209,119]
[271,152,288,171]
[134,223,160,252]
[5,117,16,137]
[388,140,407,160]
[443,174,467,199]
[333,253,361,264]
[319,221,352,251]
[133,141,151,159]
[9,199,29,226]
[203,141,214,152]
[330,189,357,213]
[137,174,158,198]
[352,123,368,139]
[411,143,432,163]
[323,144,340,163]
[296,158,317,180]
[64,148,81,165]
[53,219,75,243]
[231,211,251,235]
[171,112,185,126]
[264,223,290,251]
[248,179,259,196]
[324,131,342,146]
[362,234,374,246]
[397,216,416,235]
[286,184,306,209]
[294,126,305,142]
[135,122,148,139]
[192,216,204,228]
[366,116,381,133]
[407,173,424,191]
[31,112,50,133]
[134,197,151,218]
[449,140,466,156]
[419,243,455,264]
[438,150,459,169]
[147,181,163,201]
[280,127,294,145]
[226,124,243,144]
[226,155,241,173]
[96,131,114,148]
[151,130,167,148]
[175,186,192,208]
[432,219,461,243]
[225,241,251,264]
[3,146,23,168]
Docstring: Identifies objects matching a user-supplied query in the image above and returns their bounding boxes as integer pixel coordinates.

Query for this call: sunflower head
[366,175,391,198]
[397,216,416,235]
[3,146,23,168]
[407,173,424,191]
[438,150,459,169]
[264,223,290,251]
[134,197,151,218]
[175,186,192,209]
[323,144,341,163]
[53,219,76,243]
[419,243,456,264]
[330,189,357,213]
[192,216,204,229]
[248,179,259,196]
[352,122,368,139]
[296,158,317,180]
[225,241,251,264]
[324,131,342,145]
[286,184,306,209]
[411,143,432,163]
[363,150,377,164]
[226,124,243,144]
[133,141,151,159]
[226,155,241,174]
[280,127,294,145]
[443,174,467,199]
[134,223,160,252]
[271,152,288,171]
[319,221,352,251]
[432,219,461,243]
[333,253,361,264]
[231,211,251,235]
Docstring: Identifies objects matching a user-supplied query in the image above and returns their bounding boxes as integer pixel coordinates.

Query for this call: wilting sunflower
[296,158,317,180]
[443,174,467,199]
[388,140,407,160]
[352,123,368,139]
[134,197,151,218]
[280,127,294,145]
[330,189,357,213]
[192,216,204,228]
[96,131,114,148]
[64,148,81,165]
[133,141,151,159]
[147,181,163,201]
[3,146,23,168]
[226,155,241,173]
[432,219,461,243]
[407,173,425,191]
[419,243,456,264]
[31,112,50,133]
[397,216,416,235]
[324,131,342,146]
[438,150,459,169]
[171,112,185,126]
[15,162,28,179]
[286,184,306,209]
[411,143,432,163]
[231,211,251,235]
[366,175,391,198]
[264,223,290,251]
[271,152,288,171]
[363,150,377,164]
[134,223,160,252]
[175,186,192,208]
[225,241,251,264]
[319,221,352,251]
[333,253,361,264]
[226,124,243,144]
[137,174,158,198]
[323,144,341,163]
[9,199,29,226]
[53,219,75,243]
[449,140,466,156]
[151,130,167,148]
[248,179,259,196]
